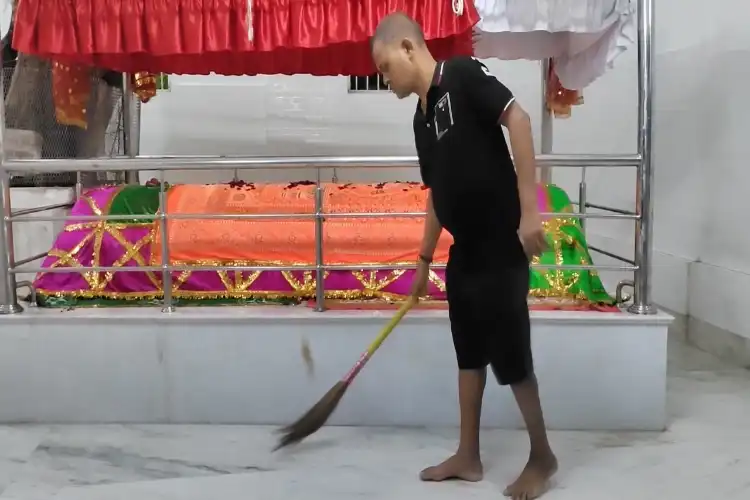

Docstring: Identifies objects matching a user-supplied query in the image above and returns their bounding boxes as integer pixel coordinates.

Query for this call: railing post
[578,168,587,235]
[628,0,657,315]
[0,172,22,314]
[122,74,140,185]
[0,67,22,314]
[539,59,553,184]
[159,171,174,312]
[314,169,325,312]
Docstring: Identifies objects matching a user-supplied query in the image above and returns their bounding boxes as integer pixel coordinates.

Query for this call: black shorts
[446,255,533,386]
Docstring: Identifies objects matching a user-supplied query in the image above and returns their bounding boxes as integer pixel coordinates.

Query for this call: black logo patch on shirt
[433,92,454,141]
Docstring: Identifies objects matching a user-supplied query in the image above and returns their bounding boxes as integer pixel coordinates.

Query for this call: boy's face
[371,38,418,99]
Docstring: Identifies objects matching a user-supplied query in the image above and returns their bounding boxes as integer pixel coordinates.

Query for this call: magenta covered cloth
[33,185,448,301]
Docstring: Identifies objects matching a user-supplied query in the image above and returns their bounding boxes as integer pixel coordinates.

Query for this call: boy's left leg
[489,266,557,499]
[504,375,557,500]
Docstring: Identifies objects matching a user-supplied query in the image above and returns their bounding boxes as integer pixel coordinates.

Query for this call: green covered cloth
[108,184,162,223]
[530,184,614,304]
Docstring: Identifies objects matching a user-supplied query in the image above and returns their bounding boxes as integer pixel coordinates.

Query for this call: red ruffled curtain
[14,0,478,75]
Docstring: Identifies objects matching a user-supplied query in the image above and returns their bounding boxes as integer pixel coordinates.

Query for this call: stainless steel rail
[6,211,639,224]
[11,263,636,274]
[1,153,641,174]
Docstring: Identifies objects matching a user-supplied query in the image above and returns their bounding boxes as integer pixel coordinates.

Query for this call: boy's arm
[413,114,442,261]
[455,57,538,213]
[502,102,538,214]
[418,191,442,261]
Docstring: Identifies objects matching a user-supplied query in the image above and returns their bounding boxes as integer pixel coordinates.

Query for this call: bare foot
[503,452,558,500]
[419,453,484,482]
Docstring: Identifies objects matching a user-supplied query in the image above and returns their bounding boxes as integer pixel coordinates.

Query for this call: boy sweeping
[370,13,558,500]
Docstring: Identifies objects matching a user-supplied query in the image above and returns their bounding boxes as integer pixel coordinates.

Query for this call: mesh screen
[3,55,129,187]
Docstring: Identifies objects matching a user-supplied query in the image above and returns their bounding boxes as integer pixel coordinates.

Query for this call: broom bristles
[274,381,349,451]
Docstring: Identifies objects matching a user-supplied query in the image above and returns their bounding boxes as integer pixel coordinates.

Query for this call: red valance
[13,0,478,75]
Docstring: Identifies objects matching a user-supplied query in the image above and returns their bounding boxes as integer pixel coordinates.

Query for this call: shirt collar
[431,61,445,87]
[415,61,446,117]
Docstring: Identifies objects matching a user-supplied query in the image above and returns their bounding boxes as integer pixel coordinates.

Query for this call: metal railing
[0,155,644,314]
[0,0,656,316]
[0,153,641,173]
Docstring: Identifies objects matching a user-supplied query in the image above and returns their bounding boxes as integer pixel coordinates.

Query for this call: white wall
[0,0,10,38]
[137,1,744,338]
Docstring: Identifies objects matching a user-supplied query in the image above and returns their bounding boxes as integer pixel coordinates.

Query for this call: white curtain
[473,0,636,90]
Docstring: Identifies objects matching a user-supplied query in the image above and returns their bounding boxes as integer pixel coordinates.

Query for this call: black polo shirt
[413,56,526,266]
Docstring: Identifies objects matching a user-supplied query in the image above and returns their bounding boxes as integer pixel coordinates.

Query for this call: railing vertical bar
[159,174,174,313]
[314,170,325,312]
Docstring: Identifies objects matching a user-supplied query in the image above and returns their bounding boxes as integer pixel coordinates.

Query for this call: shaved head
[370,12,431,99]
[371,12,426,50]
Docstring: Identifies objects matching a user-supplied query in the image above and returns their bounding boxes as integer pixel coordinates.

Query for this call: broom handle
[342,298,417,384]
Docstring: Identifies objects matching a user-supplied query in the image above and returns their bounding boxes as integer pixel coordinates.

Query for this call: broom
[274,297,417,450]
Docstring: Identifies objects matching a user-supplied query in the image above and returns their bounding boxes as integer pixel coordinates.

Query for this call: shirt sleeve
[453,57,515,126]
[413,114,432,187]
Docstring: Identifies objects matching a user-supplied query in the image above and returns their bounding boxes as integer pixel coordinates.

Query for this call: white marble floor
[0,338,748,500]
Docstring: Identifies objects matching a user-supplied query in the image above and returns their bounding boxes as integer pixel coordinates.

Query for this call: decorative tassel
[131,72,158,103]
[546,61,583,119]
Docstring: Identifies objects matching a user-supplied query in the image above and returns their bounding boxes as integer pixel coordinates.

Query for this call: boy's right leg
[420,261,486,482]
[419,368,486,482]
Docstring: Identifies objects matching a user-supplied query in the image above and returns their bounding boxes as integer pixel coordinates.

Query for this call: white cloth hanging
[472,0,635,90]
